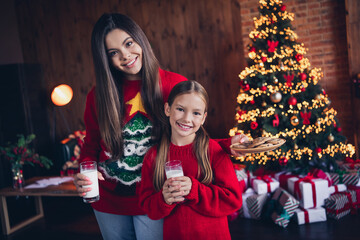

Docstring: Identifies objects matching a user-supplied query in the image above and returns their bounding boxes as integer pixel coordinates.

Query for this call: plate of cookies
[230,137,286,154]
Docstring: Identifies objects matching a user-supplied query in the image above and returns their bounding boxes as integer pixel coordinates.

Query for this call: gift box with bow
[251,175,279,194]
[329,184,347,195]
[329,170,359,186]
[273,171,298,190]
[233,163,252,191]
[294,207,327,225]
[288,174,329,209]
[266,187,299,228]
[341,157,360,171]
[325,190,357,220]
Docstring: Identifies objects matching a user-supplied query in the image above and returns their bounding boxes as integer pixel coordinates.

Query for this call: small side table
[0,176,78,235]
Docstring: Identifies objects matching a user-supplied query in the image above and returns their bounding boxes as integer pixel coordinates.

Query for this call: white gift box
[251,176,279,194]
[287,177,328,209]
[240,188,256,219]
[328,184,347,195]
[294,207,327,225]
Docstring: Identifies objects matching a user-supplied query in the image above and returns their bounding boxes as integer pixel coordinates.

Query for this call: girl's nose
[120,49,131,60]
[183,112,192,122]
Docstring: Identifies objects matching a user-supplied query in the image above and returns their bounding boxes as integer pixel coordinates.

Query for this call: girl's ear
[164,102,170,117]
[201,112,207,125]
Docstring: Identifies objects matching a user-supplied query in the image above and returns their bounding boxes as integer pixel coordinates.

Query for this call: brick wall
[238,0,354,143]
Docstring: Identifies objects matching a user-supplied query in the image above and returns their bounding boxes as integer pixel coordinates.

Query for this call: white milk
[166,169,184,179]
[82,169,99,199]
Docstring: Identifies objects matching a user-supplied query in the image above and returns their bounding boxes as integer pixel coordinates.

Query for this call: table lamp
[51,84,73,142]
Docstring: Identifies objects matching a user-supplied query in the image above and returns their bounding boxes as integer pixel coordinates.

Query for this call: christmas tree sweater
[79,69,187,215]
[139,140,243,240]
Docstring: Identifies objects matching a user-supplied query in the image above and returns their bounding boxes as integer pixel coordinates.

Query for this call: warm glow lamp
[51,84,73,106]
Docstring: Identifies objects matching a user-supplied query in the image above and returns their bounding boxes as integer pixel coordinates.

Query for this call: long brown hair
[91,13,164,159]
[153,81,212,191]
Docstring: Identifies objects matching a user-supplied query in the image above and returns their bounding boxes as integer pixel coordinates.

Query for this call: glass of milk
[165,160,184,179]
[80,161,100,203]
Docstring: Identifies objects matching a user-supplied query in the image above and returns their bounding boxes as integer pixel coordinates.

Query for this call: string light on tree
[229,0,355,173]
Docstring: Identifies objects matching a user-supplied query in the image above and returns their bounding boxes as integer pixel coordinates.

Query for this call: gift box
[239,188,268,220]
[273,171,298,190]
[234,163,252,191]
[269,188,299,228]
[251,176,279,194]
[329,170,359,186]
[288,175,328,209]
[328,184,347,195]
[340,157,360,171]
[348,185,360,208]
[325,190,357,220]
[310,168,333,187]
[294,207,327,225]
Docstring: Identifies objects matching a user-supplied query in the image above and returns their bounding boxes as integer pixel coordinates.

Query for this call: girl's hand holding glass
[73,171,105,197]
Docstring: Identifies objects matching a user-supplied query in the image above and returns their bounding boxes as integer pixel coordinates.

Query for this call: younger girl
[139,81,242,240]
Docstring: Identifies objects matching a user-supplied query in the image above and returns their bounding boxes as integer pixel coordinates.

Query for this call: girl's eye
[126,41,133,47]
[194,112,201,116]
[108,51,117,57]
[176,107,184,112]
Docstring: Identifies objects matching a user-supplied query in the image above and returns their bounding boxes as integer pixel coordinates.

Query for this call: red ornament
[250,100,255,105]
[284,74,294,87]
[250,47,256,52]
[267,40,279,53]
[336,127,342,132]
[261,56,267,62]
[254,34,259,39]
[300,111,311,125]
[301,87,306,92]
[280,5,287,11]
[272,114,279,127]
[260,85,267,91]
[295,54,303,61]
[279,157,288,166]
[315,147,322,153]
[288,96,297,106]
[322,89,326,95]
[243,84,250,91]
[299,73,307,81]
[250,121,258,130]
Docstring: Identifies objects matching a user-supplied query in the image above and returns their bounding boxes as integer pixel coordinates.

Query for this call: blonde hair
[153,81,213,191]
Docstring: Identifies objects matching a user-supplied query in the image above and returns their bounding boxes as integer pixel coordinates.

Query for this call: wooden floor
[1,197,359,240]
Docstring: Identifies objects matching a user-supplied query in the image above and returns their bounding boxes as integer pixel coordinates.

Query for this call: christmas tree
[229,0,355,173]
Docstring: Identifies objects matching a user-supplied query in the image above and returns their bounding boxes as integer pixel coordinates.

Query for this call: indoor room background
[1,0,359,185]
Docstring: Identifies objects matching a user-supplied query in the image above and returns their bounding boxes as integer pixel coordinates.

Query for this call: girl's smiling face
[105,29,143,80]
[165,92,207,146]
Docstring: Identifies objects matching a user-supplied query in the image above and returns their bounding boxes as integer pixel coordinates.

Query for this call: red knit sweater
[79,69,187,215]
[139,140,243,240]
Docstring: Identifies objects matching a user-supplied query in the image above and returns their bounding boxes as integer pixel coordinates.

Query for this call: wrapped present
[246,192,268,219]
[251,175,279,194]
[329,170,359,186]
[348,185,360,208]
[294,207,327,225]
[341,157,360,171]
[325,190,357,220]
[310,168,333,187]
[269,188,299,228]
[273,171,298,190]
[329,184,347,195]
[288,174,328,209]
[234,163,252,191]
[239,188,267,220]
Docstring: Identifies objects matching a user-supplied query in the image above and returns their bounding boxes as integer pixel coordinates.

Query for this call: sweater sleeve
[138,147,177,220]
[214,138,232,155]
[184,142,242,217]
[79,88,101,163]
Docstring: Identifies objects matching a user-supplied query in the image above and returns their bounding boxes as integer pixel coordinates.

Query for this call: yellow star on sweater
[126,92,146,116]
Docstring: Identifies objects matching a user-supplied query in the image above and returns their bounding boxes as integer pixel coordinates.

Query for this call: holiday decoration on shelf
[229,0,355,173]
[0,134,53,189]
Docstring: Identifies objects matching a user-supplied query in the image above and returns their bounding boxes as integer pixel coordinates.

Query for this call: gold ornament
[328,134,334,142]
[294,144,299,150]
[262,101,267,107]
[290,116,299,126]
[315,94,321,100]
[270,92,282,103]
[273,77,279,84]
